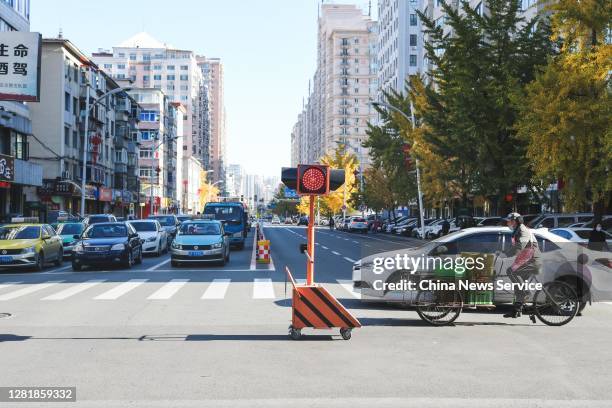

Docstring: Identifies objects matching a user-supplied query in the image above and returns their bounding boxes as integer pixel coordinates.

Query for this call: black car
[72,222,143,271]
[83,214,117,227]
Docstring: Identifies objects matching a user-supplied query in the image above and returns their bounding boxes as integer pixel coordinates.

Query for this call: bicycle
[415,254,580,327]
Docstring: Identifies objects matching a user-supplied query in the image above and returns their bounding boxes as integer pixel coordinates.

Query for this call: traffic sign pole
[306,195,315,285]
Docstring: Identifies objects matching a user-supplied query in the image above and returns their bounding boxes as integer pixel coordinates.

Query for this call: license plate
[0,256,13,263]
[188,251,204,257]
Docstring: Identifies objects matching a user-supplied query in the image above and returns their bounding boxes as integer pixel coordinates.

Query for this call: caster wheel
[340,328,352,340]
[288,325,302,340]
[529,314,537,324]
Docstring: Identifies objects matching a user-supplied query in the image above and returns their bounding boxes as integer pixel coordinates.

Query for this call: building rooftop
[117,32,169,49]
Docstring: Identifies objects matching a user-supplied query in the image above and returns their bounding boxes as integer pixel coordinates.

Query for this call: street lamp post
[80,83,132,217]
[371,101,426,239]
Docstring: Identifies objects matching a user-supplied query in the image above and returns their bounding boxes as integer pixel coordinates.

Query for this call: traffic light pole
[306,195,315,285]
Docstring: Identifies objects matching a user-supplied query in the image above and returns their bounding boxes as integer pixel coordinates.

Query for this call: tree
[410,0,555,213]
[360,167,396,213]
[517,0,612,217]
[271,184,298,217]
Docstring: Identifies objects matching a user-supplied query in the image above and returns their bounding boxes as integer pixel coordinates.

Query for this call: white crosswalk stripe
[253,278,275,299]
[94,279,148,300]
[147,279,189,300]
[201,279,230,299]
[0,282,21,291]
[0,281,63,301]
[42,280,106,300]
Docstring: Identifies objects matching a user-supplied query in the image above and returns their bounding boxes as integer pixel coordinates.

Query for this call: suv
[528,213,594,229]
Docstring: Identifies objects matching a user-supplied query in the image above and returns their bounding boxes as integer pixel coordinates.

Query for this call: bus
[203,202,249,249]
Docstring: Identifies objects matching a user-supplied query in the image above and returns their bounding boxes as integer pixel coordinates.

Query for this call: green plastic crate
[467,290,494,305]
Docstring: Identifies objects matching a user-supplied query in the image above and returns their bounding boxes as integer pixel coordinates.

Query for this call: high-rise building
[225,164,245,199]
[197,56,226,190]
[377,0,424,99]
[292,4,376,167]
[29,38,141,217]
[92,33,209,209]
[0,0,43,221]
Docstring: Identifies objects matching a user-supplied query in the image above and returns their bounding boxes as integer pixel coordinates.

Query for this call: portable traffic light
[297,164,329,195]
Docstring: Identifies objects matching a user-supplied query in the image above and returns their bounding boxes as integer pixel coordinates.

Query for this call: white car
[426,220,460,239]
[550,228,612,247]
[348,217,368,233]
[271,216,281,225]
[353,226,605,308]
[128,220,168,256]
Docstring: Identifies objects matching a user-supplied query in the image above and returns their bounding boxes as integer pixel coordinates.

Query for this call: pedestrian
[588,223,609,251]
[441,219,450,236]
[329,215,335,230]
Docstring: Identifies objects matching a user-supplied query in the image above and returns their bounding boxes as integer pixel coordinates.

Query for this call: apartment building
[0,0,43,221]
[30,38,141,217]
[377,0,424,99]
[197,56,226,189]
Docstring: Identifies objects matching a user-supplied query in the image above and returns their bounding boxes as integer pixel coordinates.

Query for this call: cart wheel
[288,325,302,340]
[340,328,352,340]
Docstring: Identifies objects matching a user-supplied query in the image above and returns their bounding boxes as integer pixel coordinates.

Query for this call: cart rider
[503,212,541,319]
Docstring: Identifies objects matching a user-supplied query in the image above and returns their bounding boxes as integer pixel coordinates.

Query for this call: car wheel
[124,250,133,269]
[35,252,45,271]
[135,248,143,265]
[156,243,162,257]
[225,248,230,262]
[54,248,63,266]
[71,262,82,271]
[219,255,226,267]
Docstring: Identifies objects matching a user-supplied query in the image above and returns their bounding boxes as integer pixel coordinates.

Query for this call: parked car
[427,219,460,239]
[392,218,416,235]
[297,216,309,226]
[284,217,293,224]
[384,216,409,233]
[411,219,439,238]
[128,220,168,256]
[83,214,117,227]
[582,216,612,233]
[348,217,368,233]
[550,228,612,248]
[171,220,230,267]
[528,213,594,229]
[475,217,504,227]
[72,222,143,271]
[271,216,281,224]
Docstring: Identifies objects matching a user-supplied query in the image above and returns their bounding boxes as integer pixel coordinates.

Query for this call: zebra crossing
[0,277,361,302]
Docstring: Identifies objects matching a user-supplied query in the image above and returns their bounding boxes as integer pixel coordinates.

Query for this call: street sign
[284,188,298,199]
[341,205,347,211]
[0,32,42,102]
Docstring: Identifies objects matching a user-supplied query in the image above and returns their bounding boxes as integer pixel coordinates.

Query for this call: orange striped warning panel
[292,285,361,330]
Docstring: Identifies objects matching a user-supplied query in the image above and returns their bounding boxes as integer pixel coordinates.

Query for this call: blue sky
[31,0,374,177]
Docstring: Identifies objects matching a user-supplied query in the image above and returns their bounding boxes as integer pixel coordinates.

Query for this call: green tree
[410,0,555,213]
[517,0,612,217]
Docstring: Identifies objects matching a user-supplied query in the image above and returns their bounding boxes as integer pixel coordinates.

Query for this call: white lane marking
[338,280,361,299]
[0,281,63,301]
[352,241,359,244]
[147,279,189,300]
[94,279,148,300]
[148,269,252,273]
[315,242,320,246]
[0,282,21,291]
[201,279,231,299]
[343,257,356,263]
[42,280,106,300]
[331,251,341,256]
[253,278,275,299]
[250,230,258,270]
[268,253,276,271]
[147,258,171,271]
[343,238,349,241]
[321,246,329,250]
[43,265,72,273]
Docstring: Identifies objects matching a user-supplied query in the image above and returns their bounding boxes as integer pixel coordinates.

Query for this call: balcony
[115,162,128,174]
[113,135,126,149]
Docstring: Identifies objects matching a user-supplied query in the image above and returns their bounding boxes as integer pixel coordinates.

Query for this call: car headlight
[212,242,223,249]
[171,241,181,250]
[146,237,157,242]
[74,243,84,253]
[21,246,36,254]
[111,243,125,251]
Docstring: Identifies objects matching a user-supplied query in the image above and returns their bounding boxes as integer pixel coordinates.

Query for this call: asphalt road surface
[1,224,611,407]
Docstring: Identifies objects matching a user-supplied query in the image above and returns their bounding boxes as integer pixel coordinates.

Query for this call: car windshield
[131,222,157,232]
[204,206,242,221]
[180,223,221,235]
[0,226,40,240]
[84,224,128,238]
[352,218,366,222]
[56,223,84,235]
[177,216,191,223]
[149,216,175,226]
[88,216,111,224]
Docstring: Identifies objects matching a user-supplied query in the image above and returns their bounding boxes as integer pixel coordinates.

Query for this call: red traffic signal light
[297,164,329,195]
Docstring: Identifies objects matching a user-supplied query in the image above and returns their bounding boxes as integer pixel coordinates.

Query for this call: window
[14,132,28,160]
[180,85,189,91]
[179,75,188,81]
[139,149,153,159]
[118,53,125,58]
[154,74,162,80]
[167,65,175,70]
[410,14,417,26]
[139,168,153,178]
[153,65,162,70]
[140,111,157,122]
[409,54,417,66]
[180,65,188,70]
[129,53,136,61]
[167,75,175,80]
[410,34,417,46]
[143,65,151,71]
[72,130,78,148]
[64,92,70,112]
[143,75,150,81]
[73,97,78,115]
[64,126,70,146]
[117,64,126,69]
[104,64,112,69]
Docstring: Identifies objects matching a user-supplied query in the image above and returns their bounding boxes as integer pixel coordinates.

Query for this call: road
[1,224,611,407]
